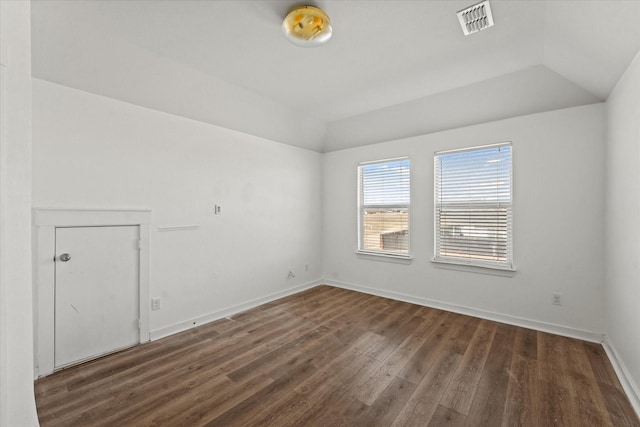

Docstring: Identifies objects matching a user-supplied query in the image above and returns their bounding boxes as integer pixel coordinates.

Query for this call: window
[358,158,410,257]
[434,143,513,269]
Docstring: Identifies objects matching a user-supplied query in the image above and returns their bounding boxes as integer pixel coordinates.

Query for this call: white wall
[32,79,323,339]
[323,104,606,337]
[0,1,40,425]
[605,51,640,408]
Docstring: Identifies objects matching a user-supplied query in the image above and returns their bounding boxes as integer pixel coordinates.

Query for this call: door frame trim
[33,208,152,377]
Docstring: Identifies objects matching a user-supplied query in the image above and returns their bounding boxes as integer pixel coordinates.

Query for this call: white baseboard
[328,280,639,419]
[324,279,605,343]
[602,336,640,420]
[149,280,322,341]
[151,278,638,420]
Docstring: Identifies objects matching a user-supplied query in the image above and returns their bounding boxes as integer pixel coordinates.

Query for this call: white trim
[149,279,323,341]
[324,279,604,343]
[358,156,410,166]
[33,207,151,227]
[157,225,199,232]
[357,157,411,256]
[0,37,7,427]
[602,336,640,420]
[434,141,512,156]
[431,258,516,276]
[33,208,152,377]
[434,142,514,269]
[356,250,413,264]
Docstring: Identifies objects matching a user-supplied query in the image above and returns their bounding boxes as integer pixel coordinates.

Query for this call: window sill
[431,258,516,277]
[356,250,413,265]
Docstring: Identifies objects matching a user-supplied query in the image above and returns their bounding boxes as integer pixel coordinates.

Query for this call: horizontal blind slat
[434,144,512,266]
[359,158,410,255]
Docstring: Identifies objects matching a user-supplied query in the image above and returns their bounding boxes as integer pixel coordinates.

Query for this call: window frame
[357,157,412,260]
[433,142,514,271]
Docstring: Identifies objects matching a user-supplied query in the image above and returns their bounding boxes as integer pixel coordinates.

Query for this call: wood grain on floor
[35,285,640,426]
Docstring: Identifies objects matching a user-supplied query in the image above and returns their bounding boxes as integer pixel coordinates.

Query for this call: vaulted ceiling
[31,0,640,152]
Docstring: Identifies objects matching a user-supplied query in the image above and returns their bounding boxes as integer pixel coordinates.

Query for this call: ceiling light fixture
[457,0,494,36]
[282,5,332,47]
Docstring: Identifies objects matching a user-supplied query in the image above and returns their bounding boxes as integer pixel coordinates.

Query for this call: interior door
[54,225,140,368]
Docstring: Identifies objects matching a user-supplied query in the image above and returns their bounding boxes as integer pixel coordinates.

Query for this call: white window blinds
[434,143,513,268]
[358,158,410,256]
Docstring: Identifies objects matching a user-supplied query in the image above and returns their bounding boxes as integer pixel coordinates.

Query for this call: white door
[54,226,140,368]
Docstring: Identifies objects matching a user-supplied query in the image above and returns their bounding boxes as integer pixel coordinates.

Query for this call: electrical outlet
[151,297,161,311]
[305,264,309,272]
[552,293,562,306]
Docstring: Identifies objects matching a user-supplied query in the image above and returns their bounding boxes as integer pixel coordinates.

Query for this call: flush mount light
[457,0,494,36]
[282,5,332,47]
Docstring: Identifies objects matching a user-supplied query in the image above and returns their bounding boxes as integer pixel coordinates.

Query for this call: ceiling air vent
[457,0,494,36]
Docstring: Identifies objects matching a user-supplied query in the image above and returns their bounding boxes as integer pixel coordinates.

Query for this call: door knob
[58,253,71,262]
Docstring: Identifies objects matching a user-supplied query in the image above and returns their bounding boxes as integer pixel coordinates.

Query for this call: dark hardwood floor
[35,285,640,426]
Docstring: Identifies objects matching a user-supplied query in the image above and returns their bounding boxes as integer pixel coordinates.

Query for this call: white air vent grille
[457,1,494,36]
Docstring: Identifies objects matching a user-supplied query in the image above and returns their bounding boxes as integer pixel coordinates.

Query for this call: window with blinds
[434,143,513,269]
[358,158,410,256]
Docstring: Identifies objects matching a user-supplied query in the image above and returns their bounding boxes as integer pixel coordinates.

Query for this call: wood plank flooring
[34,285,640,426]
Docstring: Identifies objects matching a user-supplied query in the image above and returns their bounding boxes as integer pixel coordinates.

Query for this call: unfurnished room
[1,0,639,426]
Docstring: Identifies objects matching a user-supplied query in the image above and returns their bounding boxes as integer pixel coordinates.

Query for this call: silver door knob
[59,253,71,262]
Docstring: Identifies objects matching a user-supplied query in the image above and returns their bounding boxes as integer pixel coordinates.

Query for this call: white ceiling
[31,0,640,152]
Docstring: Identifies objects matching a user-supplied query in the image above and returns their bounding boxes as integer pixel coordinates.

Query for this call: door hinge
[137,240,142,250]
[138,319,142,329]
